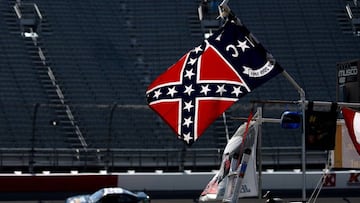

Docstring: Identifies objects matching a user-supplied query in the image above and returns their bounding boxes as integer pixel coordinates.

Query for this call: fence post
[29,103,39,174]
[106,103,117,171]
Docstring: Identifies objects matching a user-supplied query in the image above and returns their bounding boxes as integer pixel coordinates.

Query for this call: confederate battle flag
[146,20,283,146]
[342,107,360,156]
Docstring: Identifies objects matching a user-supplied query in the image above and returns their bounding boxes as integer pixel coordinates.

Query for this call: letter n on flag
[342,107,360,156]
[146,20,283,146]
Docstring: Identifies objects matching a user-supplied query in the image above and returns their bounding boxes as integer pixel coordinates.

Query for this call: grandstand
[0,0,359,173]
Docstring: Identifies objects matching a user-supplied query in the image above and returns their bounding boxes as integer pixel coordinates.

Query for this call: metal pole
[251,99,360,108]
[257,107,263,199]
[106,103,117,171]
[30,103,39,174]
[179,144,186,171]
[281,71,307,202]
[218,1,308,200]
[300,91,307,202]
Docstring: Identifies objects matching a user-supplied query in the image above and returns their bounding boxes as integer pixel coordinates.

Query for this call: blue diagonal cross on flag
[146,20,283,146]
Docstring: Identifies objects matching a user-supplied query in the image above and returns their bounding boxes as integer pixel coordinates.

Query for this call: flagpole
[218,1,307,201]
[281,70,307,202]
[256,106,263,200]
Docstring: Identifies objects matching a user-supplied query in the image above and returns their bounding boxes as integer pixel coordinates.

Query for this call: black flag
[305,102,338,150]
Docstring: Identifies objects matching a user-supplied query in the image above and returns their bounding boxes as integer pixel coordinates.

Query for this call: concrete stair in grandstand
[14,1,87,149]
[0,0,43,147]
[23,36,86,149]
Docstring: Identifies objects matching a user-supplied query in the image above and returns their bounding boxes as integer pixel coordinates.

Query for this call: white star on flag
[231,86,242,97]
[237,40,250,52]
[193,45,202,54]
[216,84,227,96]
[183,101,194,112]
[184,84,195,96]
[200,84,211,96]
[153,89,162,99]
[184,69,195,80]
[188,58,197,65]
[167,86,178,97]
[183,132,192,144]
[183,117,193,128]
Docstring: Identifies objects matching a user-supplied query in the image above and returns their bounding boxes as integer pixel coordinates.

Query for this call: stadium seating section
[0,0,359,172]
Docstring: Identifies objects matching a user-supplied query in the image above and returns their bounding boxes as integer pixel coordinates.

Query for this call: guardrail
[0,147,328,173]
